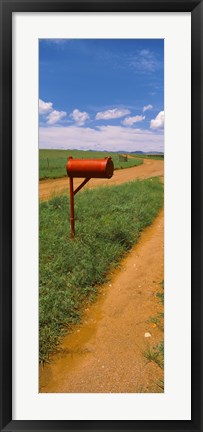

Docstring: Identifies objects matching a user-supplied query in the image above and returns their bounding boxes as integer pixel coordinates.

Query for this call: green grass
[39,177,163,362]
[144,341,164,369]
[156,280,164,304]
[147,313,164,331]
[156,379,164,391]
[131,153,164,160]
[144,281,164,373]
[39,149,143,179]
[147,281,164,331]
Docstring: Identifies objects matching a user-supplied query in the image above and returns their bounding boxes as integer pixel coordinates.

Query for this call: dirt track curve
[39,158,164,393]
[40,158,164,201]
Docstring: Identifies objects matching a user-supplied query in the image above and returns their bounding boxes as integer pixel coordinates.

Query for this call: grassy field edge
[39,149,143,180]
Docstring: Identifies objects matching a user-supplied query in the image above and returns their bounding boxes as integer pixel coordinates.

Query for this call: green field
[39,149,143,180]
[131,153,164,160]
[39,177,163,362]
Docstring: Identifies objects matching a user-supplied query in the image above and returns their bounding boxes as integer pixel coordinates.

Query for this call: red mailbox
[66,157,114,179]
[66,156,114,239]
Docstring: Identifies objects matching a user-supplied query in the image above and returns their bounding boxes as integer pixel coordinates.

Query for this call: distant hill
[42,148,164,156]
[107,150,164,155]
[131,151,164,155]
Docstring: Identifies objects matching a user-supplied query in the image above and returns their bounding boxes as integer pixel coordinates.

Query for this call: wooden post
[69,177,75,239]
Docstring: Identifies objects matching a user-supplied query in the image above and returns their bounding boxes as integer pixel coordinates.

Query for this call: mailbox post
[66,156,114,239]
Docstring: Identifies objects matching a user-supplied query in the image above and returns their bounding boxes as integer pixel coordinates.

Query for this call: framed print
[0,0,202,431]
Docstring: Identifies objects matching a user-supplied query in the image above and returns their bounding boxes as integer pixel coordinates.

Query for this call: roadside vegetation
[39,177,163,362]
[144,341,164,369]
[131,153,164,160]
[39,149,143,180]
[144,281,164,389]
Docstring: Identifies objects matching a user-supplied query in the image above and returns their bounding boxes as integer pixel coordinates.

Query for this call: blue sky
[39,39,164,152]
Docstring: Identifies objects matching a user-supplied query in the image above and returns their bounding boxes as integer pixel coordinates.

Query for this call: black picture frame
[0,0,202,431]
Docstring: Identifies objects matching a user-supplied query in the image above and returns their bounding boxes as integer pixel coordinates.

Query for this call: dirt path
[40,208,164,393]
[40,158,164,201]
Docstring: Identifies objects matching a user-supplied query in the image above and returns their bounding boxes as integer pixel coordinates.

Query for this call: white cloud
[130,50,161,73]
[122,115,145,126]
[70,109,90,126]
[150,111,164,129]
[39,99,67,125]
[39,125,164,153]
[96,108,130,120]
[46,110,67,125]
[39,99,53,114]
[143,104,153,113]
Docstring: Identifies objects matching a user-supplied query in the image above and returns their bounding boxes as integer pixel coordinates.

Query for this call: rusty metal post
[69,176,75,239]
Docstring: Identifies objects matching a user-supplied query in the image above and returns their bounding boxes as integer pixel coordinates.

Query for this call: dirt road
[40,158,164,201]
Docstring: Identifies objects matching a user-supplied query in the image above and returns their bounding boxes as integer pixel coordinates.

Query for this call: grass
[39,149,143,180]
[131,153,164,160]
[147,312,164,331]
[144,341,164,369]
[156,379,164,391]
[39,177,163,362]
[144,281,164,373]
[156,280,164,304]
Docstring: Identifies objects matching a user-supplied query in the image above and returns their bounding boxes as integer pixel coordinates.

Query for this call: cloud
[39,99,67,125]
[39,99,53,114]
[70,109,90,126]
[150,111,164,129]
[46,110,67,125]
[39,125,164,153]
[46,39,68,45]
[96,108,130,120]
[130,49,161,73]
[122,115,145,126]
[143,104,153,112]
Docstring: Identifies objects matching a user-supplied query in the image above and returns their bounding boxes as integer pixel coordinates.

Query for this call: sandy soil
[40,158,164,201]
